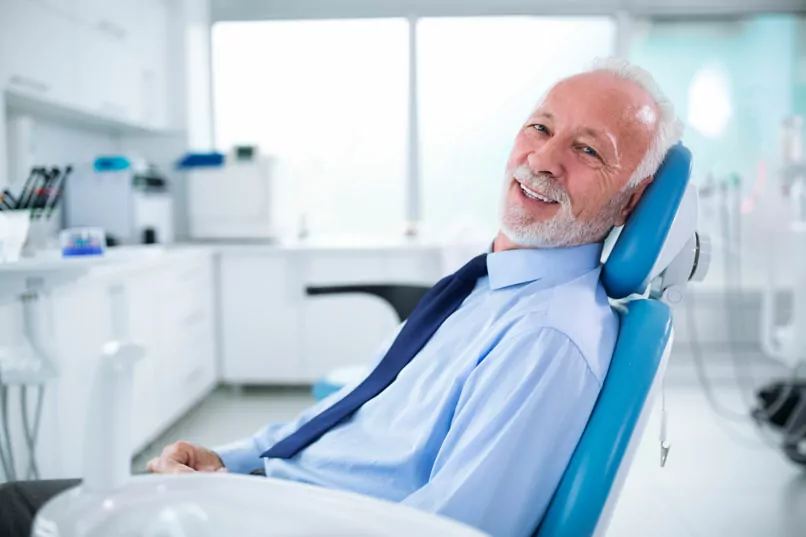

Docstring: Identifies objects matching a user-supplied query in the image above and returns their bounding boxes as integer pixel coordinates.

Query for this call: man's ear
[614,177,653,227]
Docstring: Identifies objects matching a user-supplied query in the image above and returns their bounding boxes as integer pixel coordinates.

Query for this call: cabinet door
[72,0,140,122]
[74,28,139,123]
[0,0,78,105]
[34,0,78,17]
[301,294,400,381]
[123,273,162,452]
[129,0,170,129]
[219,253,303,383]
[300,251,412,381]
[75,0,136,39]
[155,256,217,420]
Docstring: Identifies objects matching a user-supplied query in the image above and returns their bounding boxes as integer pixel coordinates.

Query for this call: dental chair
[310,144,709,537]
[536,143,708,536]
[34,146,706,537]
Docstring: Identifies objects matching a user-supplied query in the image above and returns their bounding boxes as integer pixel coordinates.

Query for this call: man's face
[499,71,659,248]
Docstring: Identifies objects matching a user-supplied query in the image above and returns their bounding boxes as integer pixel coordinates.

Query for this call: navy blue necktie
[261,254,489,460]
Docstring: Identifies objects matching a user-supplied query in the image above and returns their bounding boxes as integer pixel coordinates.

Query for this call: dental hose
[0,385,17,481]
[21,385,45,479]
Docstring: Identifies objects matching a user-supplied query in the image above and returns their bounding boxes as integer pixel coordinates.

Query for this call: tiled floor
[132,383,806,537]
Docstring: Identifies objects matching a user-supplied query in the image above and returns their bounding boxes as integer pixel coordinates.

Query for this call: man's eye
[532,124,549,134]
[579,146,599,158]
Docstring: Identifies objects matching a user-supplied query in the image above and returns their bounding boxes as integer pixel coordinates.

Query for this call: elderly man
[0,58,682,537]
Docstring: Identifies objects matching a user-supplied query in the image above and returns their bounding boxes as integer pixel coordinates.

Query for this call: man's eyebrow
[533,111,553,121]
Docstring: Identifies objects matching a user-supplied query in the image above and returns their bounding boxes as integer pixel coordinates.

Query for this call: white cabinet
[0,0,175,130]
[0,0,78,105]
[301,293,399,381]
[75,0,137,37]
[151,255,218,431]
[219,253,304,383]
[218,248,443,384]
[301,251,438,380]
[74,29,139,122]
[130,0,171,129]
[6,250,219,480]
[73,0,163,126]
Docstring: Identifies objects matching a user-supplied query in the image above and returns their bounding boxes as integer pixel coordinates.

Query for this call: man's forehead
[536,74,658,136]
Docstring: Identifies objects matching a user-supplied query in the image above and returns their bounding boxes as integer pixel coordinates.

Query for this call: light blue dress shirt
[215,243,618,537]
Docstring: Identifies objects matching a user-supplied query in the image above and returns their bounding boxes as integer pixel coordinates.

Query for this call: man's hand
[146,441,226,474]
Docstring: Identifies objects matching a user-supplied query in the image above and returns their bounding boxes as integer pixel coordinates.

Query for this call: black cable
[0,385,17,480]
[0,385,13,481]
[20,385,44,480]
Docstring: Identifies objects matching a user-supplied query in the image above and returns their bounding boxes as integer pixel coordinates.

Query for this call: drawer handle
[9,75,50,93]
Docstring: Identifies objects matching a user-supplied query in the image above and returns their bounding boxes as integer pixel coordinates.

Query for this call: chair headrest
[601,144,692,299]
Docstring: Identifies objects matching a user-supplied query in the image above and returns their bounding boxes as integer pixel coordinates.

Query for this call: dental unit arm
[754,115,806,467]
[761,115,806,368]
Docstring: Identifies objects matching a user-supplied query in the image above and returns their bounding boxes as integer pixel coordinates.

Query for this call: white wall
[4,113,120,194]
[14,117,120,170]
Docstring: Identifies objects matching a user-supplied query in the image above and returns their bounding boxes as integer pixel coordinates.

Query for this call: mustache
[511,165,569,204]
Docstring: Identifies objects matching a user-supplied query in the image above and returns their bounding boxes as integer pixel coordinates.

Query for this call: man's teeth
[520,184,557,203]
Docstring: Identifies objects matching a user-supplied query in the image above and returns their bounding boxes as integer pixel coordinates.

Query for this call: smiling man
[0,58,682,537]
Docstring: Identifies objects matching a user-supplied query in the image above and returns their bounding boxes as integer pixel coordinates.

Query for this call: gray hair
[589,57,684,187]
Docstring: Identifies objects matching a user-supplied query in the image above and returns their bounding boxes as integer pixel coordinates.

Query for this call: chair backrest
[535,144,693,537]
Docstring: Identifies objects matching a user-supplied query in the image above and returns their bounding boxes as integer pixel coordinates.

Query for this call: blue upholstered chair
[311,144,707,537]
[536,144,705,536]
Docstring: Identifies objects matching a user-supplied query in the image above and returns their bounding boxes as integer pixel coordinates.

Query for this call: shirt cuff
[213,439,264,475]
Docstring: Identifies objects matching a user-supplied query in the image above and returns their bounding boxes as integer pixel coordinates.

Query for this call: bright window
[212,19,409,238]
[417,17,616,239]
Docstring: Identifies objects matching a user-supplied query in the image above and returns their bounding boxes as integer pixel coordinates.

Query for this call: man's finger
[147,456,196,474]
[169,464,195,474]
[198,464,224,473]
[161,441,188,460]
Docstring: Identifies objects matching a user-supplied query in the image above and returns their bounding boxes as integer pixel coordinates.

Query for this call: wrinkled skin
[495,71,660,251]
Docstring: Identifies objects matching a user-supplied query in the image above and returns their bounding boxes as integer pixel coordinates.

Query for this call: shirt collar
[486,242,603,290]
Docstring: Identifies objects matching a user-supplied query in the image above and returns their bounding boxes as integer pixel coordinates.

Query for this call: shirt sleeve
[401,327,601,537]
[214,321,406,474]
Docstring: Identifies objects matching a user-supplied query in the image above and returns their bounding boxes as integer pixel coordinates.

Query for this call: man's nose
[526,140,563,179]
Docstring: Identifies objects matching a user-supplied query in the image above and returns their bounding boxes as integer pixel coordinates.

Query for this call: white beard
[499,164,629,248]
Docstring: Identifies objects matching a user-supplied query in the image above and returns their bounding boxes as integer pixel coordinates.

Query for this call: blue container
[176,152,225,169]
[93,156,131,172]
[60,228,106,257]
